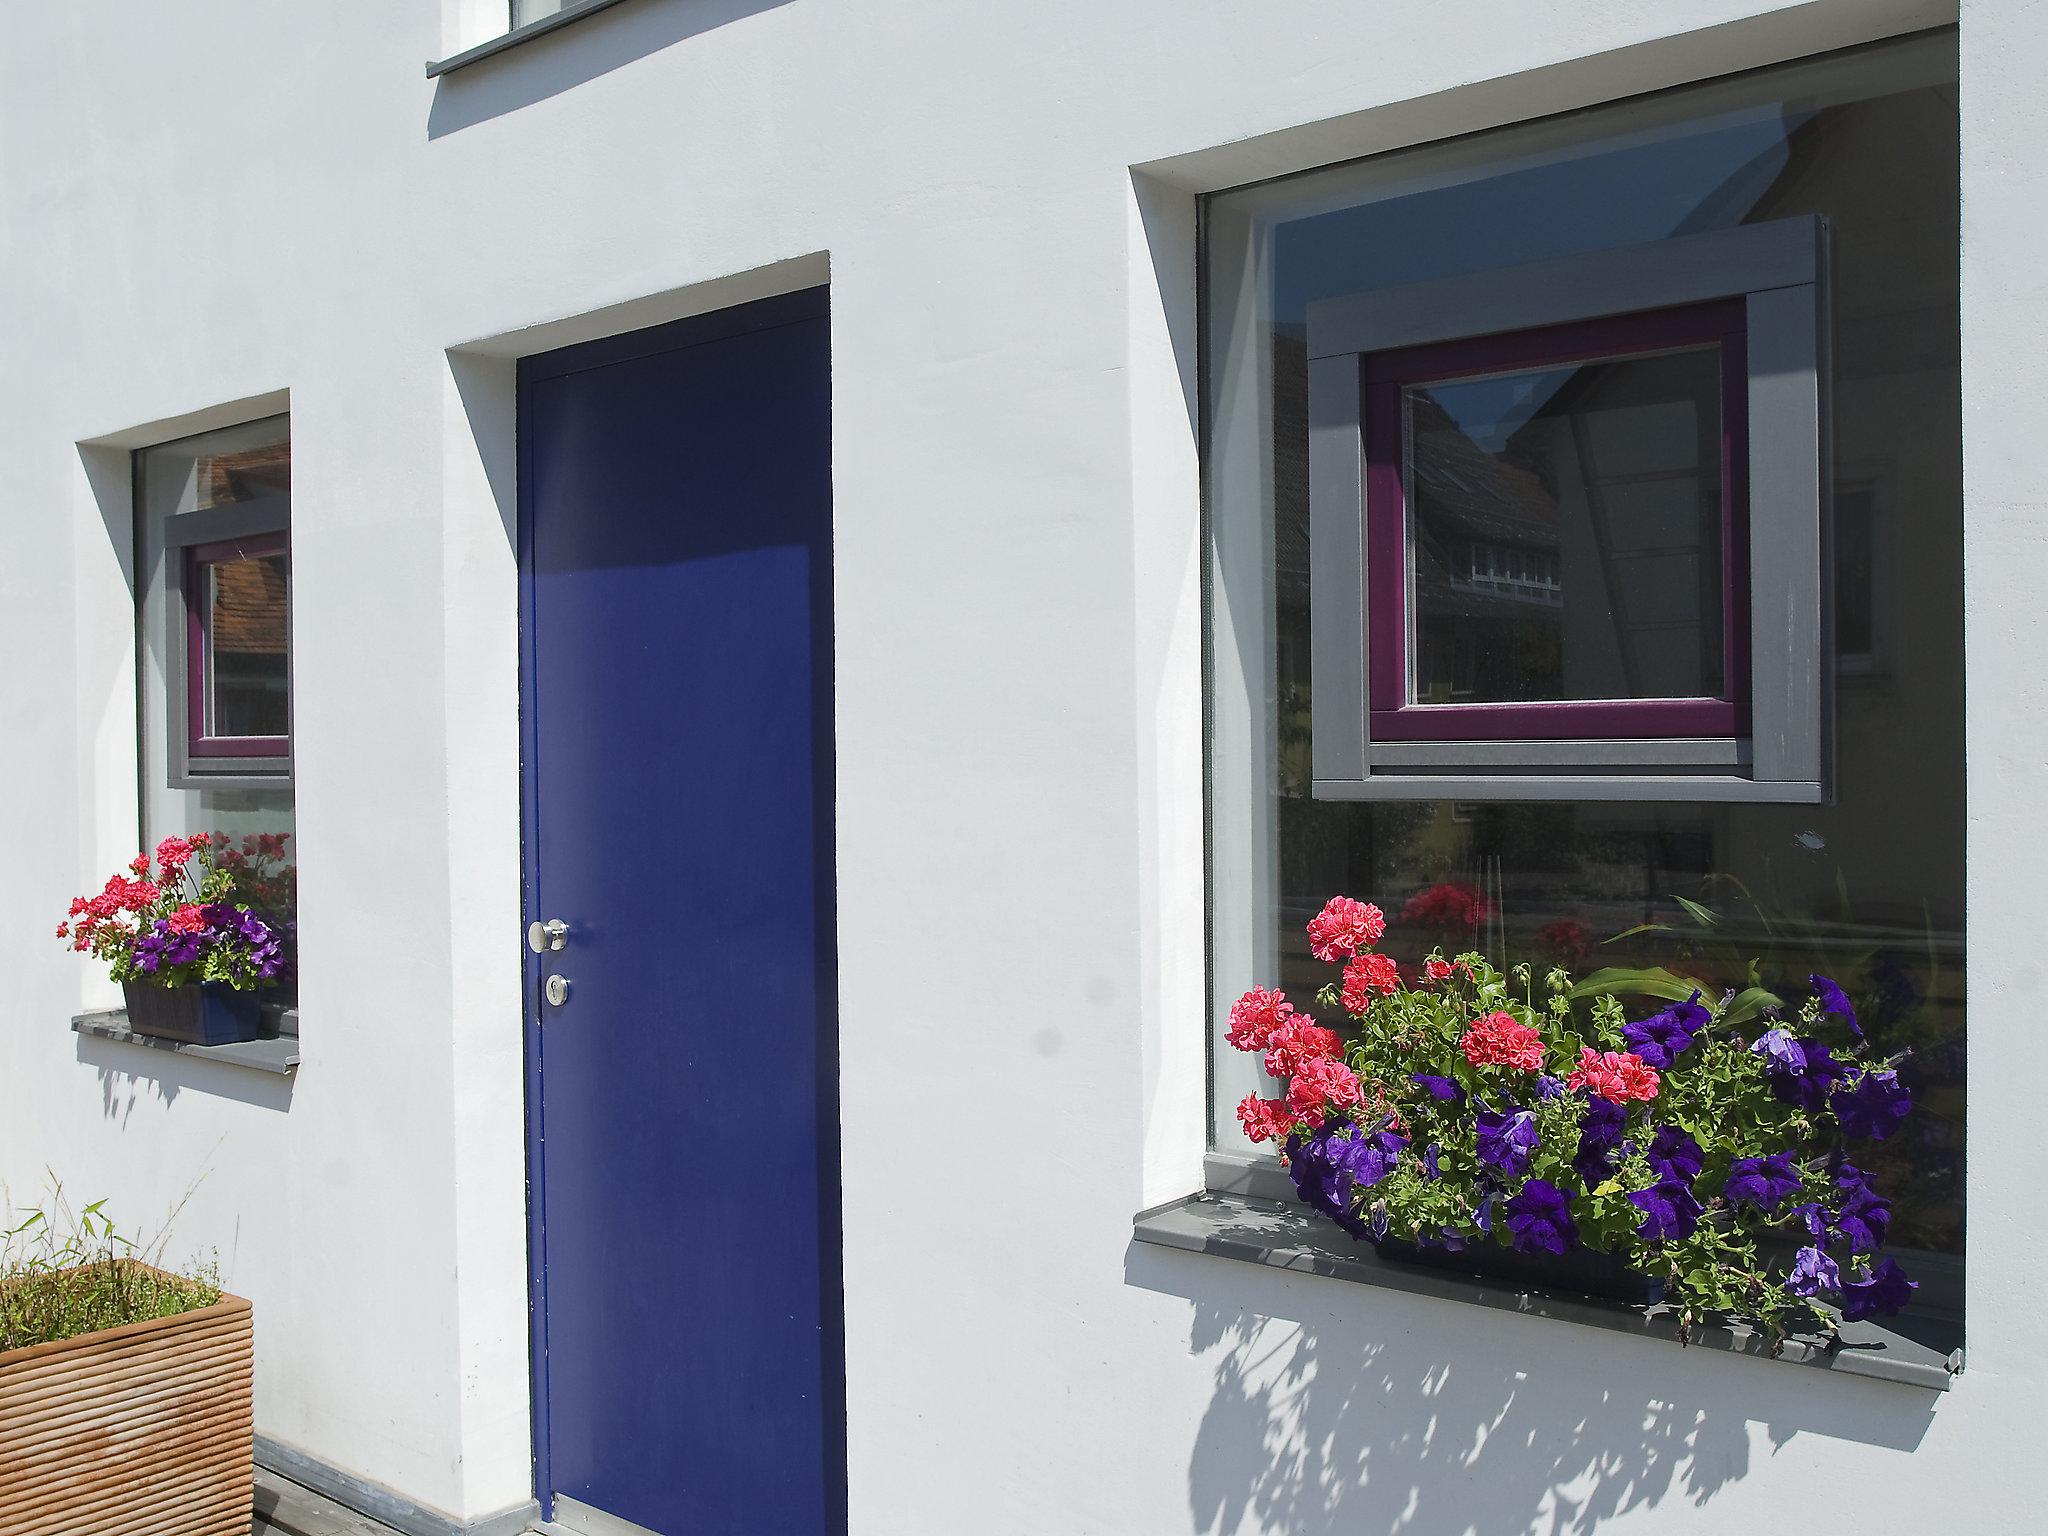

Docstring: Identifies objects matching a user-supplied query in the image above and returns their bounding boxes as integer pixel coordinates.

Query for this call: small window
[1307,218,1828,801]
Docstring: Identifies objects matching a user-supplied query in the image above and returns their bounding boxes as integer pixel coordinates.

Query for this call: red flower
[1536,918,1596,967]
[1236,1094,1297,1145]
[1306,896,1387,963]
[166,904,208,935]
[1461,1011,1546,1072]
[1286,1054,1364,1121]
[1566,1047,1661,1103]
[1226,986,1295,1053]
[1262,1017,1341,1078]
[1402,882,1492,930]
[1340,951,1402,1012]
[1423,957,1456,983]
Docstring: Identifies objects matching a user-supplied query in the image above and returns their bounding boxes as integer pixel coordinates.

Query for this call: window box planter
[0,1265,252,1534]
[120,981,264,1047]
[1373,1234,1665,1306]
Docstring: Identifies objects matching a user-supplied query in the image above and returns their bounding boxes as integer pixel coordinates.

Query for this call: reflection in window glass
[1408,348,1725,705]
[1204,35,1963,1302]
[135,415,297,1016]
[202,550,291,740]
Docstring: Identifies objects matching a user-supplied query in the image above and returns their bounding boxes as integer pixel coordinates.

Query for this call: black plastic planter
[1375,1234,1666,1306]
[120,982,264,1046]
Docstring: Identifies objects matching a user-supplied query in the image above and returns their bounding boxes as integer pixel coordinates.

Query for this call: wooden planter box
[0,1267,252,1535]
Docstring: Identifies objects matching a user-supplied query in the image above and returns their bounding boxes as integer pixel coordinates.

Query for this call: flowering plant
[1232,894,1918,1344]
[58,834,291,992]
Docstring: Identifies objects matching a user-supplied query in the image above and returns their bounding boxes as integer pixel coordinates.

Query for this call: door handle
[528,918,570,954]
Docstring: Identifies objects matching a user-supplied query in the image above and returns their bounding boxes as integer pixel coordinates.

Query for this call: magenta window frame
[185,531,291,761]
[1363,299,1750,743]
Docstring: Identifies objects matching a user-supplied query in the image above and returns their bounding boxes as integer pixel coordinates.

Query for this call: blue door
[518,288,842,1536]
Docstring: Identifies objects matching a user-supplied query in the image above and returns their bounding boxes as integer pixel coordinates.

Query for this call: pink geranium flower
[1340,951,1402,1012]
[1236,1094,1297,1145]
[1306,896,1386,963]
[1460,1011,1546,1072]
[1262,1017,1341,1078]
[1226,986,1295,1053]
[1566,1047,1661,1103]
[1286,1054,1364,1121]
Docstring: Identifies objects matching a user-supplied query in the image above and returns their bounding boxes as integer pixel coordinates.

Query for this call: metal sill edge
[72,1009,300,1076]
[1134,1191,1958,1393]
[426,0,635,77]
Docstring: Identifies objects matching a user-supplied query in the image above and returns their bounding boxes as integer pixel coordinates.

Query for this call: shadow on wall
[426,0,796,137]
[77,1037,294,1124]
[1125,1242,1936,1536]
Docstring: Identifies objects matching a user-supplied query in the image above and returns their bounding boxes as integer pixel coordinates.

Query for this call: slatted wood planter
[0,1267,252,1535]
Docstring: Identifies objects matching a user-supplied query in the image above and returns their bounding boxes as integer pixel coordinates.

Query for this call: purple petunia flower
[1411,1074,1465,1105]
[1724,1153,1803,1213]
[1792,1202,1828,1242]
[1840,1258,1916,1321]
[1809,973,1863,1040]
[1786,1245,1840,1298]
[1645,1127,1704,1184]
[1284,1122,1370,1237]
[1285,1119,1408,1240]
[1535,1074,1566,1100]
[1423,1143,1442,1181]
[1572,1094,1627,1186]
[1475,1107,1539,1178]
[1628,1179,1705,1242]
[1830,1069,1912,1141]
[1504,1179,1579,1255]
[1834,1185,1893,1255]
[1622,991,1708,1069]
[1751,1029,1846,1110]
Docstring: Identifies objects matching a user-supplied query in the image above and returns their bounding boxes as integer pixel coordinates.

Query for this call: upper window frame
[1306,215,1830,802]
[161,493,292,782]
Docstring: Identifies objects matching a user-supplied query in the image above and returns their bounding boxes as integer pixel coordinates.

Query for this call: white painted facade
[0,1,2035,1530]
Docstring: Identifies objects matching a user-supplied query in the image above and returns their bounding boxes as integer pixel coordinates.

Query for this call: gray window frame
[161,493,293,787]
[1306,215,1832,803]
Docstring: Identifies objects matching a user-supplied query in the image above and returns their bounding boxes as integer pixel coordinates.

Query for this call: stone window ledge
[426,0,633,77]
[1134,1191,1959,1394]
[72,1009,299,1076]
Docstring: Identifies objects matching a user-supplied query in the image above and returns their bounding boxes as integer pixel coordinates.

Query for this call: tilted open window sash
[1307,217,1830,802]
[162,494,292,782]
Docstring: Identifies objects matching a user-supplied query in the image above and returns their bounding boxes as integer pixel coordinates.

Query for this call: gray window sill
[72,1009,300,1076]
[426,0,635,77]
[1134,1191,1960,1394]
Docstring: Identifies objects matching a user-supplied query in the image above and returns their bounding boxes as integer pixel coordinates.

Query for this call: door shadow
[427,0,796,137]
[1126,1240,1937,1536]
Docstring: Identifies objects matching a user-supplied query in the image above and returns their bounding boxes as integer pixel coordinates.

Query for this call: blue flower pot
[1376,1234,1666,1306]
[120,981,264,1046]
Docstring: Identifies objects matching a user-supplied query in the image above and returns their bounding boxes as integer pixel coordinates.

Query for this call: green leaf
[1672,895,1722,928]
[1720,986,1785,1026]
[1569,966,1713,1004]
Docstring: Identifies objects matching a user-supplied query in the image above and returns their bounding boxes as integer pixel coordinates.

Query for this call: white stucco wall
[0,0,2033,1530]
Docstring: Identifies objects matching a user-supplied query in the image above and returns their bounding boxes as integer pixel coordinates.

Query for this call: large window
[136,415,297,1017]
[1205,34,1962,1310]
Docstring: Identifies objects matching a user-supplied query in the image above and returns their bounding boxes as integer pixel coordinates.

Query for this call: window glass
[196,542,291,742]
[1204,31,1963,1310]
[136,416,296,1016]
[512,0,570,27]
[1407,346,1726,706]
